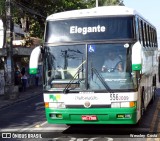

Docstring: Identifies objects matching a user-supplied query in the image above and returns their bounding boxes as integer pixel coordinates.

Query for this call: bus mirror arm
[40,46,45,54]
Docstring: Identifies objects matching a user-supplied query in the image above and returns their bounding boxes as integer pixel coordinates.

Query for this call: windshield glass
[43,45,86,91]
[88,43,136,91]
[43,43,138,91]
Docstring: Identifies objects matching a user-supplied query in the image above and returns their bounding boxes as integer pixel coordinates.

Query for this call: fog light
[116,114,132,119]
[49,114,56,118]
[56,114,62,118]
[117,114,125,118]
[49,114,62,118]
[125,114,132,118]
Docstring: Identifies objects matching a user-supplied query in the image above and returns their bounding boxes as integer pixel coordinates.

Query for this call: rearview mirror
[0,19,4,48]
[132,41,142,71]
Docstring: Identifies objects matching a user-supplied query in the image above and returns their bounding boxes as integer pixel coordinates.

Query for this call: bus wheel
[141,91,145,116]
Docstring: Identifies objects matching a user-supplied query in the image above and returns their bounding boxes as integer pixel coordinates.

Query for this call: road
[0,90,159,141]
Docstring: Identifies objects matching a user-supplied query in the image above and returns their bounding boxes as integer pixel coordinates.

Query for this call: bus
[29,6,158,124]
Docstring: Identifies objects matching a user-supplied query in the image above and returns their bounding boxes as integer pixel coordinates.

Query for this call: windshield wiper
[63,68,83,93]
[91,67,114,94]
[63,60,86,94]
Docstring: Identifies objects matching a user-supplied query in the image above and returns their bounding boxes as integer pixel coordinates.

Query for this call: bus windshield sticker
[88,45,95,52]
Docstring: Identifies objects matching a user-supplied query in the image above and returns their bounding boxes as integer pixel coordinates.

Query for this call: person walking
[14,67,21,85]
[35,72,40,86]
[21,67,27,91]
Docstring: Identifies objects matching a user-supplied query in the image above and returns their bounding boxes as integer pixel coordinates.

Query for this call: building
[0,19,41,95]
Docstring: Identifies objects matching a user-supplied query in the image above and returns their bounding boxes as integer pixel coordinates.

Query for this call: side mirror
[0,19,4,48]
[29,46,41,74]
[132,41,142,71]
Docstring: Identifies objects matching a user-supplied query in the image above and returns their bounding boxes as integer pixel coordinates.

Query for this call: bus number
[110,94,129,101]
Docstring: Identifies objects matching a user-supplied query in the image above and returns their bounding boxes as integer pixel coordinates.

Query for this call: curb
[0,92,41,110]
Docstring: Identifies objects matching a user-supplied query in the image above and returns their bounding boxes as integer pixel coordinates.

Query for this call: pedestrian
[14,67,21,85]
[21,67,27,91]
[21,73,27,91]
[35,72,40,86]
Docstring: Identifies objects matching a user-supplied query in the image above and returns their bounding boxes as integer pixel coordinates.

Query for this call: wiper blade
[91,67,114,94]
[63,60,86,94]
[63,68,83,93]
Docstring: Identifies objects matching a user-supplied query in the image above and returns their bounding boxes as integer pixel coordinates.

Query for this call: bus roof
[47,6,141,20]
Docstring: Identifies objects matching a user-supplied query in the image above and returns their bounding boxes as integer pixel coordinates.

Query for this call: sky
[123,0,160,47]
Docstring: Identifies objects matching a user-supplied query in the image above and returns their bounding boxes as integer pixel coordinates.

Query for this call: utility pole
[96,0,98,7]
[5,0,14,99]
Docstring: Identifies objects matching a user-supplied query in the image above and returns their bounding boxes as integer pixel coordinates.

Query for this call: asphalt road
[0,90,159,141]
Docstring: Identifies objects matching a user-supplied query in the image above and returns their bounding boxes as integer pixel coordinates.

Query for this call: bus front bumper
[45,107,138,124]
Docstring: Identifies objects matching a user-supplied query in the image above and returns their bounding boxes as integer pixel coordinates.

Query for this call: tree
[86,0,122,7]
[0,0,5,18]
[0,0,122,39]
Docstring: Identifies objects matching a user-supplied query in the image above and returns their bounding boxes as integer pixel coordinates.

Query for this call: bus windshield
[44,43,138,92]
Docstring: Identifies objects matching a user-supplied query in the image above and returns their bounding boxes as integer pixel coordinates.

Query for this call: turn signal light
[45,102,49,108]
[129,101,135,107]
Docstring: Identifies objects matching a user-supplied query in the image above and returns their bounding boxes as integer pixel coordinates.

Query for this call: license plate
[82,115,97,121]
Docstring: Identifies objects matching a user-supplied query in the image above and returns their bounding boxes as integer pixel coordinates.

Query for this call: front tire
[141,90,145,116]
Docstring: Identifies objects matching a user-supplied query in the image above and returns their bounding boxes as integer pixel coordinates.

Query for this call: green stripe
[29,68,38,74]
[132,64,142,71]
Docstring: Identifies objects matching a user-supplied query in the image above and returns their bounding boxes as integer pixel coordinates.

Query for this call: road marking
[147,138,160,141]
[34,121,47,128]
[35,102,44,106]
[40,121,47,126]
[0,127,67,132]
[30,127,67,131]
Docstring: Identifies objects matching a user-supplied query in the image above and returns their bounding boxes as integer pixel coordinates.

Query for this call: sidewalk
[0,85,43,110]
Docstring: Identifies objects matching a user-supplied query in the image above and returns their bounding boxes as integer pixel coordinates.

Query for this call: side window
[138,18,142,44]
[140,20,145,47]
[147,25,151,47]
[149,27,153,47]
[144,23,148,47]
[135,17,140,40]
[153,29,155,47]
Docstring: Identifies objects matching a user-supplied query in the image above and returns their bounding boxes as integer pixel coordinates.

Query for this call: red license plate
[82,115,97,121]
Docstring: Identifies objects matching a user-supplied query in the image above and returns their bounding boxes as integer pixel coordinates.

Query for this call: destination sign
[45,16,133,43]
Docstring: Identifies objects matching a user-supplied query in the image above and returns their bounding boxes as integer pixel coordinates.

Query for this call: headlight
[111,102,121,108]
[48,102,66,108]
[111,101,135,108]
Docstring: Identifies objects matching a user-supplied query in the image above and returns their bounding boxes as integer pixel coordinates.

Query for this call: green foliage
[0,0,5,17]
[22,34,33,47]
[86,0,121,7]
[0,0,121,39]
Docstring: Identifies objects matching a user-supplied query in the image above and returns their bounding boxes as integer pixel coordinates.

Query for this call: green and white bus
[29,6,158,124]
